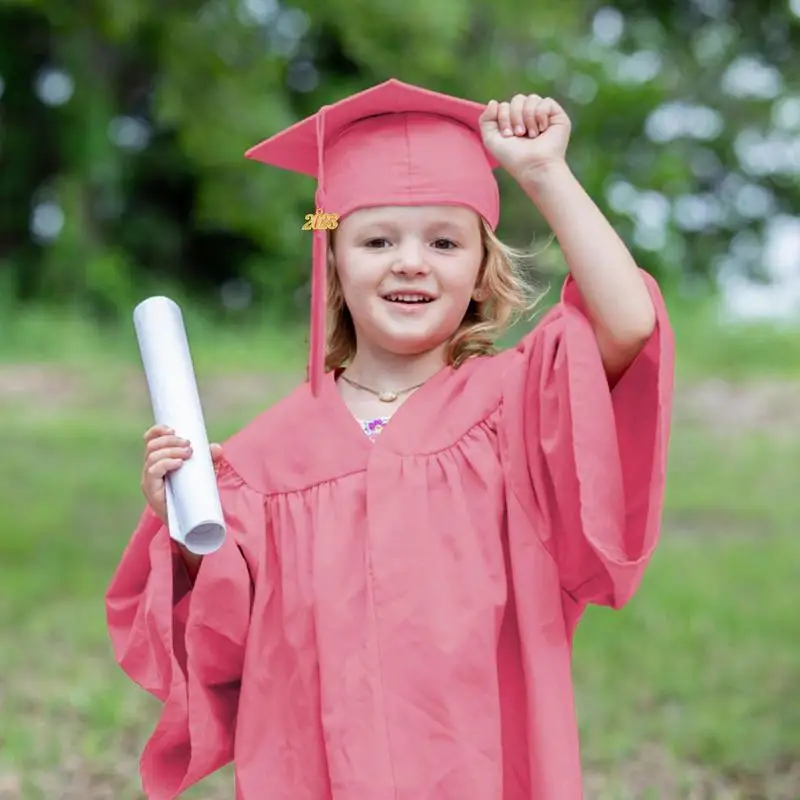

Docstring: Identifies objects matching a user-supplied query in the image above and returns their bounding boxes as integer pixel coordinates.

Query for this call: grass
[0,294,798,799]
[573,426,800,796]
[0,299,309,375]
[2,277,800,381]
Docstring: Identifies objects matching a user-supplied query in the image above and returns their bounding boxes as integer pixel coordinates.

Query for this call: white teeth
[385,294,432,303]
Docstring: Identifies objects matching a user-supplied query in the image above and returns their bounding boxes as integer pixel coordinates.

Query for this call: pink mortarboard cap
[245,78,500,396]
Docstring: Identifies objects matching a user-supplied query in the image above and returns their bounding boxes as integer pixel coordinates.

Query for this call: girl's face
[332,205,484,358]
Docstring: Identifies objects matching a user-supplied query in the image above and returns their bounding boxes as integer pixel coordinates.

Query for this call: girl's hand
[479,93,572,184]
[141,424,224,525]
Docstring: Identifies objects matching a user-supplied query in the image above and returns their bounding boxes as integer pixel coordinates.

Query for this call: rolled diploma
[133,296,226,555]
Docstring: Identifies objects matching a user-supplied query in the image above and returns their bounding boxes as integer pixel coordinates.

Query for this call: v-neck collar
[320,366,452,453]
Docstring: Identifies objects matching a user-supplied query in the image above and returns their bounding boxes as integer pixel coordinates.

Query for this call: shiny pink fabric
[106,272,674,799]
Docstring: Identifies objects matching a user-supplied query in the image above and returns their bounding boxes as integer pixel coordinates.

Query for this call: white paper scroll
[133,296,226,555]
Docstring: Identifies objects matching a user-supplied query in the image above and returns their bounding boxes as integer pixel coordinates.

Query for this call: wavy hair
[324,218,545,371]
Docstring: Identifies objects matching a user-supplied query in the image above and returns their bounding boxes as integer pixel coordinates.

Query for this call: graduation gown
[106,272,674,800]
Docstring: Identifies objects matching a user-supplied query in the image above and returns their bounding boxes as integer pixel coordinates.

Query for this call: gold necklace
[339,373,428,403]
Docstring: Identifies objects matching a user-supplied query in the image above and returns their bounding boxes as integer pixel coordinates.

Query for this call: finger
[534,97,556,134]
[523,95,542,137]
[145,435,189,455]
[542,97,568,118]
[497,102,512,137]
[146,457,186,480]
[509,94,528,136]
[479,99,499,126]
[210,443,224,461]
[143,424,174,442]
[145,446,192,471]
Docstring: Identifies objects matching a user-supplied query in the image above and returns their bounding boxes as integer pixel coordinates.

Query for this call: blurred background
[1,0,799,797]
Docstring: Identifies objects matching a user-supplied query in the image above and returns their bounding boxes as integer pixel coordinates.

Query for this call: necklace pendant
[378,390,398,403]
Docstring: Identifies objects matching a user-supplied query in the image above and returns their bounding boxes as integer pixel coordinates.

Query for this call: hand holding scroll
[141,424,224,526]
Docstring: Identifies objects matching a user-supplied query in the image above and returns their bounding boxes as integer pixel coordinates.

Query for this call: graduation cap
[245,78,501,396]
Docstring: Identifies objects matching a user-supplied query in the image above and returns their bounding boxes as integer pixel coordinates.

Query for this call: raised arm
[480,92,656,382]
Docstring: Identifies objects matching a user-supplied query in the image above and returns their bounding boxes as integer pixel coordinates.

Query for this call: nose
[391,239,429,276]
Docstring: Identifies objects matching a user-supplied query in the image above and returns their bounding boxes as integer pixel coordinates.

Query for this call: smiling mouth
[382,293,436,304]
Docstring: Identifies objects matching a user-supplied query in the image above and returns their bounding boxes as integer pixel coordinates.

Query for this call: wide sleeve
[501,270,674,611]
[105,459,266,800]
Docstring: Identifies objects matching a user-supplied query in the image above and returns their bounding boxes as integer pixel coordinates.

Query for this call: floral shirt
[359,417,389,440]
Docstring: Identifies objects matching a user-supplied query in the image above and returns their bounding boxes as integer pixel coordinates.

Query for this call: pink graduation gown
[106,272,674,799]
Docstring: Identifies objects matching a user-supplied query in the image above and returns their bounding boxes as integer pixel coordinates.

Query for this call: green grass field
[0,297,798,799]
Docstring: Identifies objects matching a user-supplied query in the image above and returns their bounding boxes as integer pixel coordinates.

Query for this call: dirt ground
[2,363,800,431]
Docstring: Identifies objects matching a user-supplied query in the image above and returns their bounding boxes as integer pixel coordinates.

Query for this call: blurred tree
[0,0,797,317]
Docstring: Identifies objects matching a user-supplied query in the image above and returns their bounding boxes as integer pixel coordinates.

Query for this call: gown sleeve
[502,270,675,611]
[105,458,265,800]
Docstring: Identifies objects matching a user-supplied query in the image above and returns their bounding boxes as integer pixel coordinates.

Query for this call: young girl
[106,79,674,800]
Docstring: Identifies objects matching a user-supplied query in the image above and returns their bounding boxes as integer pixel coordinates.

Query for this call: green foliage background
[1,2,799,797]
[3,0,799,320]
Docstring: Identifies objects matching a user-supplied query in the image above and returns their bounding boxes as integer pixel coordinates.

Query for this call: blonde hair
[325,217,544,371]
